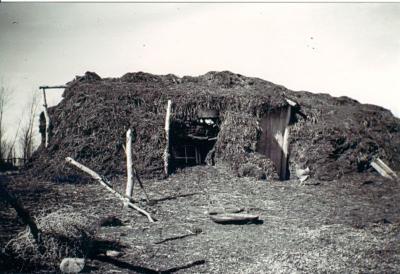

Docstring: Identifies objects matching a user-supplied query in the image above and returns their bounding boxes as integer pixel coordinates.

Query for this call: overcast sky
[0,3,399,143]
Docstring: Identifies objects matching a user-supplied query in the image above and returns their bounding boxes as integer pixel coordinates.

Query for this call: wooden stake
[163,100,172,176]
[66,157,155,223]
[125,129,134,204]
[121,144,150,202]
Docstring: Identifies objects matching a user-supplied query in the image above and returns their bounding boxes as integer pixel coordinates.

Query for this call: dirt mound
[26,71,400,182]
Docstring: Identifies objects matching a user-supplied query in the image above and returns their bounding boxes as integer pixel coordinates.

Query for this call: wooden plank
[376,158,398,178]
[371,161,393,179]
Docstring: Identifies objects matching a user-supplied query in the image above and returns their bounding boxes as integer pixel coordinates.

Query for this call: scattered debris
[59,257,85,273]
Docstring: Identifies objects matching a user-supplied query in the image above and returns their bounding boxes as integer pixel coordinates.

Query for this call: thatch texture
[214,112,278,180]
[287,91,400,180]
[27,71,400,182]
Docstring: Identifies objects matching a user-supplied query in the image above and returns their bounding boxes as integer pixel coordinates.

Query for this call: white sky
[0,3,399,144]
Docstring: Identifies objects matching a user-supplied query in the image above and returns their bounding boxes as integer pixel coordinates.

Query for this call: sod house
[28,71,400,182]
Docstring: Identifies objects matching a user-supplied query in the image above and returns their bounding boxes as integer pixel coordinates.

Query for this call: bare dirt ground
[1,165,400,273]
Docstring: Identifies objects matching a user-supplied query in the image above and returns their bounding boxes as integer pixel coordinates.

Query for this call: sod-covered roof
[27,71,400,182]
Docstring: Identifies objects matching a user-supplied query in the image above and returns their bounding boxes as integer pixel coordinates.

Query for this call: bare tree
[19,91,39,161]
[0,85,10,162]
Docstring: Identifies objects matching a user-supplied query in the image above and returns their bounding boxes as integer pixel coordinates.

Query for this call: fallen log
[65,157,155,223]
[210,213,259,224]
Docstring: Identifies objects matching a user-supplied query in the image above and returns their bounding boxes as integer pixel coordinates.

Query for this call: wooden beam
[39,85,67,90]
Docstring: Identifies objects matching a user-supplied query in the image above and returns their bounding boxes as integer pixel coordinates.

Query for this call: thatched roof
[26,71,400,182]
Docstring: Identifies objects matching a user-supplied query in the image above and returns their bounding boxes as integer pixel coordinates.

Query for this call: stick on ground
[65,157,155,223]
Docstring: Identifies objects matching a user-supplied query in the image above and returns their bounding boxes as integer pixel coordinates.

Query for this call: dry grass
[5,207,99,270]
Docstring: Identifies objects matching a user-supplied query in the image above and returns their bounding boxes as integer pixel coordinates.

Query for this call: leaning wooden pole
[125,129,134,205]
[65,157,155,223]
[163,100,172,176]
[0,183,41,244]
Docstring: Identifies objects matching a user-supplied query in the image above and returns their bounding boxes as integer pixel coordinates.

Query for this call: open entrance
[256,106,293,180]
[170,110,220,170]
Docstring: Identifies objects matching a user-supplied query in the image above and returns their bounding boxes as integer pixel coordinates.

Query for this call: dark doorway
[170,112,220,170]
[256,106,292,180]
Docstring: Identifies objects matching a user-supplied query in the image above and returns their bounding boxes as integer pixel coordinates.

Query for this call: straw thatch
[26,71,400,182]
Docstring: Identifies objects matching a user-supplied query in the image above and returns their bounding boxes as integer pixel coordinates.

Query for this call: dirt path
[1,167,400,273]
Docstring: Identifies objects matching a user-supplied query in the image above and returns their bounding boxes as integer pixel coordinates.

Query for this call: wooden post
[163,100,172,176]
[125,129,134,204]
[38,86,66,148]
[66,157,155,223]
[41,88,50,148]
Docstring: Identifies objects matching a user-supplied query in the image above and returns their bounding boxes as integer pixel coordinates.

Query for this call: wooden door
[256,106,291,180]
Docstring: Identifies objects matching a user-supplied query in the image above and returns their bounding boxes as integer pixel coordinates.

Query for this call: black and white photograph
[0,2,399,273]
